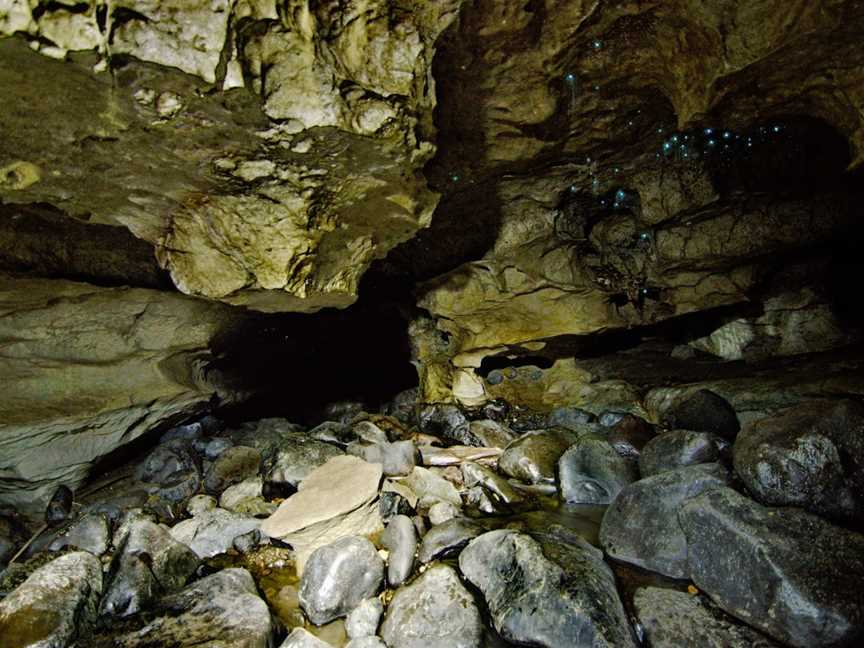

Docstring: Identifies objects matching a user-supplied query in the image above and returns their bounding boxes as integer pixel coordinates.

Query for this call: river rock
[547,406,596,431]
[101,518,199,617]
[381,514,417,586]
[135,439,198,484]
[346,638,386,648]
[261,455,383,572]
[661,389,740,440]
[633,587,781,648]
[468,419,517,448]
[346,597,383,638]
[428,501,460,525]
[169,507,261,558]
[461,461,525,506]
[498,429,578,484]
[417,517,485,563]
[680,487,864,647]
[381,441,419,476]
[640,430,720,477]
[0,551,103,647]
[280,628,334,648]
[401,466,462,509]
[418,404,477,445]
[459,530,636,648]
[299,536,384,625]
[48,511,111,555]
[381,564,482,648]
[111,568,272,648]
[600,463,730,578]
[220,477,277,516]
[203,445,261,495]
[558,435,638,505]
[733,399,864,522]
[606,414,656,458]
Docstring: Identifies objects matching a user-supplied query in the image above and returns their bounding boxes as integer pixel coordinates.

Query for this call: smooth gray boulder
[680,487,864,647]
[733,400,864,522]
[299,536,384,625]
[639,430,720,476]
[381,515,417,586]
[459,530,636,648]
[599,463,729,578]
[633,587,781,648]
[661,389,740,440]
[381,564,482,648]
[417,517,485,563]
[346,597,383,638]
[101,518,199,617]
[0,551,103,648]
[498,429,578,484]
[558,435,637,504]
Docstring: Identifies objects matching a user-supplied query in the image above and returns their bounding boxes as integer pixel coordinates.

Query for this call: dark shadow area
[0,201,171,289]
[211,296,418,426]
[478,354,555,378]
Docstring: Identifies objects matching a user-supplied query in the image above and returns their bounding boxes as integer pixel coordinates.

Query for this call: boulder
[380,564,482,648]
[110,568,272,648]
[401,466,462,509]
[461,462,525,506]
[733,400,864,522]
[299,536,384,625]
[381,515,417,587]
[0,551,103,648]
[599,463,730,578]
[633,587,781,648]
[680,487,864,647]
[467,419,517,449]
[558,435,638,504]
[661,390,740,440]
[418,404,477,446]
[203,445,261,495]
[169,507,261,558]
[417,518,485,564]
[459,530,636,648]
[639,430,720,477]
[48,512,111,556]
[498,429,579,484]
[606,415,656,458]
[101,518,199,617]
[346,597,383,638]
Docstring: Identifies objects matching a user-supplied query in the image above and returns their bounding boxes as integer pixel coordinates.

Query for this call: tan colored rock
[0,274,243,517]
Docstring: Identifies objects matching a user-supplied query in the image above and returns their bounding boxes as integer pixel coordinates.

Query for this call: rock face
[0,2,461,313]
[299,536,384,625]
[733,400,864,522]
[0,274,243,517]
[0,551,103,648]
[381,564,483,648]
[460,530,636,648]
[600,463,730,579]
[633,587,781,648]
[680,487,864,648]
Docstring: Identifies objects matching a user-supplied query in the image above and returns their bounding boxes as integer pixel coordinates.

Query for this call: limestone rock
[261,455,383,572]
[0,551,103,648]
[634,587,781,648]
[599,463,730,579]
[346,597,383,639]
[381,515,417,587]
[680,487,864,647]
[299,536,384,625]
[460,530,636,648]
[733,400,864,522]
[380,564,482,648]
[0,274,242,517]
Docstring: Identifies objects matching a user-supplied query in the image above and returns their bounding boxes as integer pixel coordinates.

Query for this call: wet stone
[640,430,720,477]
[661,389,740,440]
[498,429,578,484]
[418,404,478,445]
[381,564,482,648]
[381,515,416,587]
[299,536,384,625]
[48,511,110,556]
[203,445,261,495]
[417,517,484,564]
[558,435,638,505]
[346,597,383,638]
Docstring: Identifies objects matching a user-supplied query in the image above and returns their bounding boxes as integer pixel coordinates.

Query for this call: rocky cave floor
[2,343,864,648]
